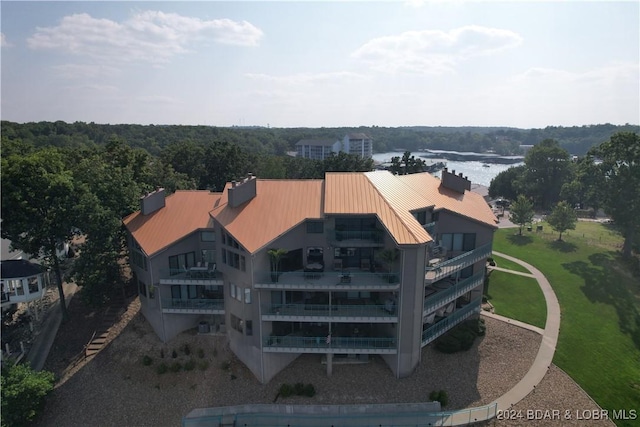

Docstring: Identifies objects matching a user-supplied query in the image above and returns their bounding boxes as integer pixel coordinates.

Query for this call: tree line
[3,120,637,157]
[489,132,640,258]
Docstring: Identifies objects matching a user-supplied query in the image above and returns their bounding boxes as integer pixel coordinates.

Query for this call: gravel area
[34,298,606,427]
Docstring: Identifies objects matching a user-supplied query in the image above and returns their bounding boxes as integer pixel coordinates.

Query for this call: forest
[2,120,637,157]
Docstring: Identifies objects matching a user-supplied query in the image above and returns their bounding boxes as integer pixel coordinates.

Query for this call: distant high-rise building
[296,133,373,160]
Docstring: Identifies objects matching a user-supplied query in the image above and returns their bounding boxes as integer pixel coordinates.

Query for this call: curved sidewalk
[488,251,561,411]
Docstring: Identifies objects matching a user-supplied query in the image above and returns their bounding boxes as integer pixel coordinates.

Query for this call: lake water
[372,151,524,187]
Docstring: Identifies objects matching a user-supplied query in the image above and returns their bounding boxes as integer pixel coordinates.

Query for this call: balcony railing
[159,268,223,285]
[263,335,397,353]
[421,298,482,346]
[254,270,400,290]
[330,229,384,245]
[423,272,484,315]
[261,303,397,322]
[425,242,492,283]
[161,298,225,313]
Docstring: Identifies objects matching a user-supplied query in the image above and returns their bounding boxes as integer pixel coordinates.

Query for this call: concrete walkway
[488,251,561,411]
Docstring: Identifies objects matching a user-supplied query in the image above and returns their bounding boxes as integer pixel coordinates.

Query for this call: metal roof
[123,191,220,257]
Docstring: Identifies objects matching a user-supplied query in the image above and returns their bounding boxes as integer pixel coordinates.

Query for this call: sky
[1,1,638,128]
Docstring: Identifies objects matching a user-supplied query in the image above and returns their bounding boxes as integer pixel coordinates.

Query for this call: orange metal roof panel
[123,191,220,256]
[324,173,432,246]
[211,179,324,253]
[395,173,498,228]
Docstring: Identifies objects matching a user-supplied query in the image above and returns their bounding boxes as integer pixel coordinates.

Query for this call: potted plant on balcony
[376,248,398,283]
[268,248,287,282]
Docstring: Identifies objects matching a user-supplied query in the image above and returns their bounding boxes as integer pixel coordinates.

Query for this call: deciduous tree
[589,131,640,257]
[509,195,534,235]
[522,139,573,209]
[1,148,82,320]
[547,201,577,241]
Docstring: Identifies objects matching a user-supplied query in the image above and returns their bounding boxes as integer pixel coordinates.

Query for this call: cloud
[1,32,12,48]
[51,63,122,79]
[351,25,523,74]
[244,71,368,85]
[27,11,263,64]
[514,62,640,87]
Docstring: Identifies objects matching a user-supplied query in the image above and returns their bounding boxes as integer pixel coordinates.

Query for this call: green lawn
[490,254,531,273]
[485,270,546,329]
[494,222,640,426]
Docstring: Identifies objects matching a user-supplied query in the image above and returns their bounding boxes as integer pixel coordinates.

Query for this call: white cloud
[27,11,263,64]
[1,32,12,48]
[51,63,122,79]
[244,71,368,85]
[351,25,523,74]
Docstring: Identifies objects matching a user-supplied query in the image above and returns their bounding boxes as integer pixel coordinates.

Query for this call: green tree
[488,165,525,201]
[589,131,640,257]
[522,139,573,209]
[389,151,427,175]
[1,149,82,320]
[547,201,577,241]
[1,363,55,427]
[509,195,535,235]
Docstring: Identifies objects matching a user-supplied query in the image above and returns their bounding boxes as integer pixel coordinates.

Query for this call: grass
[485,270,546,329]
[494,221,640,426]
[490,254,531,273]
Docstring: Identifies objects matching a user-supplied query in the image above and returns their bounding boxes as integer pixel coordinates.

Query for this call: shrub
[156,363,168,375]
[294,382,305,395]
[279,383,294,398]
[220,360,231,371]
[1,363,54,427]
[182,344,191,356]
[198,360,210,371]
[160,349,165,358]
[435,318,485,353]
[142,355,153,366]
[429,390,449,407]
[170,362,182,372]
[171,349,178,359]
[303,383,316,397]
[212,346,218,358]
[184,359,196,371]
[197,348,205,359]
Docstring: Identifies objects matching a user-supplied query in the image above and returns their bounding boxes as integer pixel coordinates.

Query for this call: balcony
[425,242,492,284]
[161,298,225,314]
[423,272,484,315]
[254,270,400,291]
[261,303,397,323]
[421,298,482,347]
[159,268,223,286]
[330,229,384,247]
[263,335,397,354]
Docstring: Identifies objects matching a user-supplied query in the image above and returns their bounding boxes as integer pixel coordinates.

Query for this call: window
[230,314,244,333]
[439,233,476,252]
[246,320,253,336]
[306,221,324,234]
[244,288,251,304]
[188,285,198,299]
[221,249,227,265]
[240,255,246,272]
[202,249,216,264]
[171,285,181,299]
[169,252,196,273]
[431,211,440,222]
[28,277,39,294]
[148,284,155,299]
[131,240,148,271]
[414,211,427,225]
[230,283,236,299]
[201,231,216,242]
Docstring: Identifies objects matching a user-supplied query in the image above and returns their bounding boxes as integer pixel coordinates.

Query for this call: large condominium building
[124,169,497,383]
[296,133,373,160]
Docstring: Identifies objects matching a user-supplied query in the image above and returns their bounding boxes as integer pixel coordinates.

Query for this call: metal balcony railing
[421,298,482,346]
[263,335,396,351]
[330,229,384,244]
[159,268,222,284]
[425,242,492,283]
[254,270,400,290]
[261,303,397,320]
[161,298,224,312]
[423,272,484,315]
[423,221,436,236]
